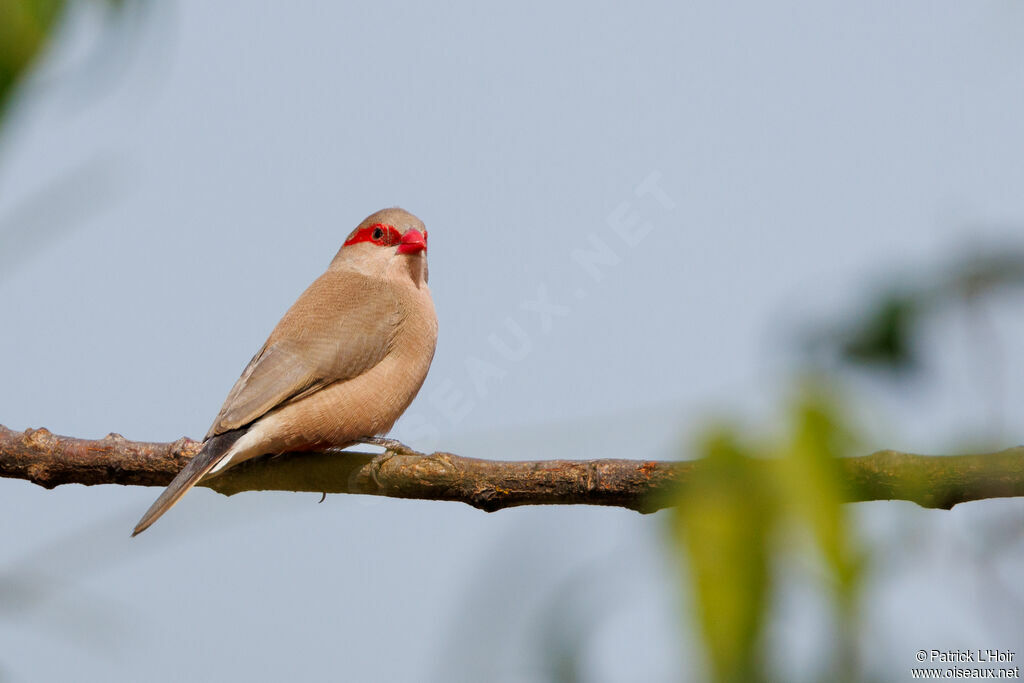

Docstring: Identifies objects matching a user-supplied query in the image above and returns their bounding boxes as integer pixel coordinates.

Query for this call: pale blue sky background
[1,1,1023,681]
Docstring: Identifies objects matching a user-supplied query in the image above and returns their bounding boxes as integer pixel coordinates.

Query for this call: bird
[132,207,437,535]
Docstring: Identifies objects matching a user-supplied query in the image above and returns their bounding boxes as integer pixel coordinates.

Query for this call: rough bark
[1,425,1022,512]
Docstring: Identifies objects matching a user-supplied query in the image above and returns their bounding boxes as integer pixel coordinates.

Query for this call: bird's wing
[205,272,401,438]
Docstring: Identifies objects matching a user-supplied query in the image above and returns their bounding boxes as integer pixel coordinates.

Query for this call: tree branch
[1,425,1023,512]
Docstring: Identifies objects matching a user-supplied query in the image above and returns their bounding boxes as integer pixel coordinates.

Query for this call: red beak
[396,229,427,255]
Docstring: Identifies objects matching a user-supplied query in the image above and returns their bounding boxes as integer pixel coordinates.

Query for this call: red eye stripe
[343,223,403,248]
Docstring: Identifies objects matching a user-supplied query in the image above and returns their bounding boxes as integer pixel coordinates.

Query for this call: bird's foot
[355,436,422,456]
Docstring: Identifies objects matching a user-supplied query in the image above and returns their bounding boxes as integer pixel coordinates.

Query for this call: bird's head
[333,208,429,283]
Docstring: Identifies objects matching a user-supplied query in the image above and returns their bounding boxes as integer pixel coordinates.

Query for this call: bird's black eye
[372,227,384,241]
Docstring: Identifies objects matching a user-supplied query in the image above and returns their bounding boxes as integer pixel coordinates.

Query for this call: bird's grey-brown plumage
[133,208,437,535]
[207,279,402,437]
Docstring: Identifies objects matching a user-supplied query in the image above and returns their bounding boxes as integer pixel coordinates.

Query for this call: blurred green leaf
[672,428,774,683]
[839,292,919,370]
[0,0,68,121]
[670,385,868,682]
[777,388,863,599]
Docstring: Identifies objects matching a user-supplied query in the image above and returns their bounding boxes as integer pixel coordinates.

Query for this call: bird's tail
[131,428,247,536]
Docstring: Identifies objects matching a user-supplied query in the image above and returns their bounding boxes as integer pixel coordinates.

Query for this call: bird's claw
[356,436,421,456]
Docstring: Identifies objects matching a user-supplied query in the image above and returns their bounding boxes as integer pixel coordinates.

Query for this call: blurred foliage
[0,0,131,287]
[673,430,772,682]
[670,386,865,683]
[779,395,863,598]
[0,0,68,122]
[672,246,1024,681]
[808,248,1024,372]
[838,292,919,371]
[0,0,126,127]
